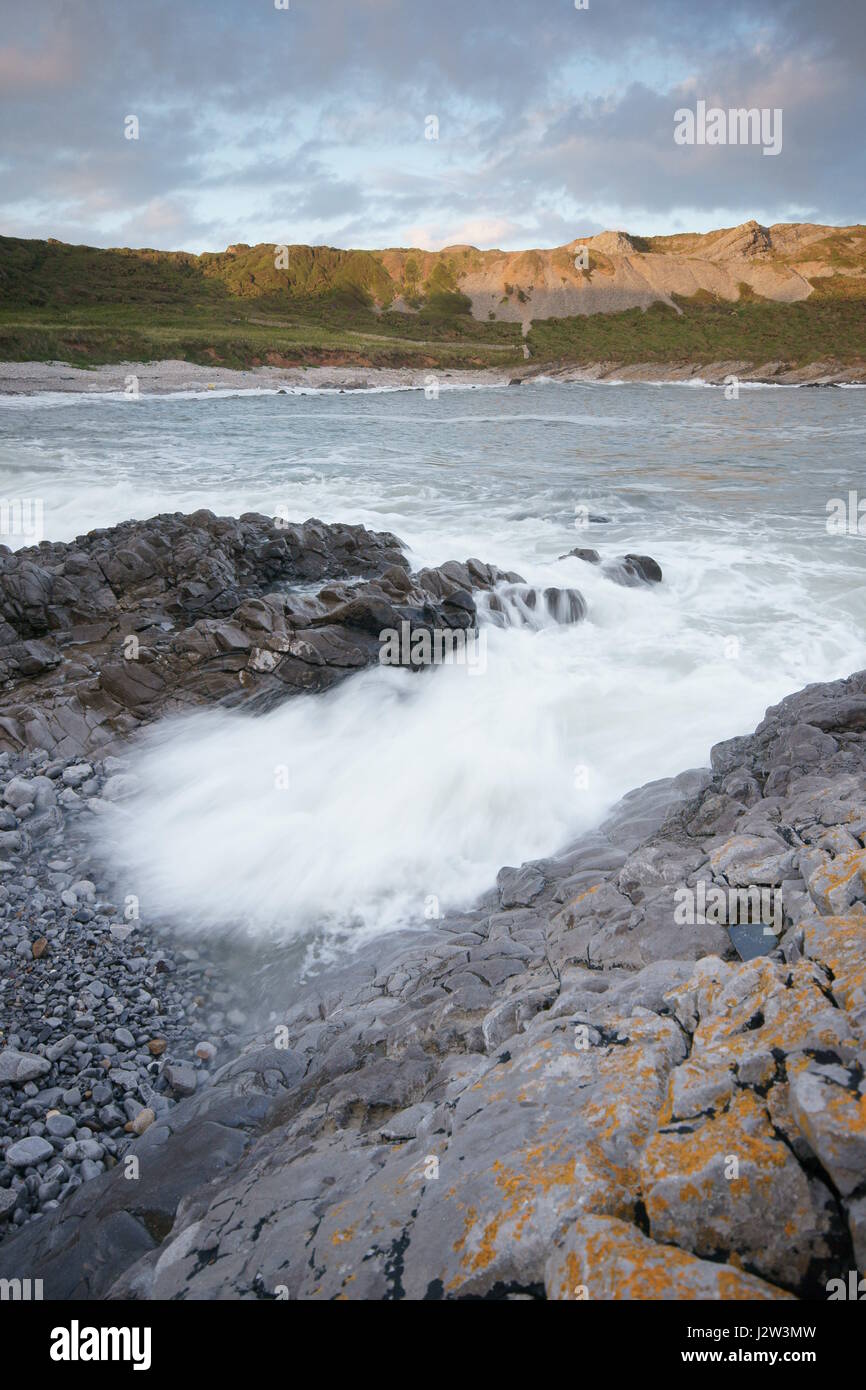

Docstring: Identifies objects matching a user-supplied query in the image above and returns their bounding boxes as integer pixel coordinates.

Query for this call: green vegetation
[527,291,866,368]
[0,236,523,370]
[0,233,864,372]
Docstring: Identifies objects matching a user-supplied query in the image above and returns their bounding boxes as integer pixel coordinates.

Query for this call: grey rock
[45,1114,77,1139]
[6,1136,54,1168]
[45,1035,76,1062]
[0,1050,51,1084]
[164,1063,197,1097]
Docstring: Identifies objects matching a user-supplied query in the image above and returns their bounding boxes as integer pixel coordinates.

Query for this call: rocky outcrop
[558,549,663,587]
[0,512,658,760]
[0,512,528,758]
[2,667,865,1300]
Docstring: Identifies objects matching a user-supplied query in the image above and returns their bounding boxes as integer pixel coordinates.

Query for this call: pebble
[0,1050,51,1084]
[0,1188,18,1219]
[44,1034,76,1063]
[45,1113,76,1139]
[164,1062,197,1097]
[6,1136,54,1168]
[0,753,250,1239]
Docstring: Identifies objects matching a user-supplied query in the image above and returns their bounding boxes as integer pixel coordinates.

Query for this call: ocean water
[2,381,865,959]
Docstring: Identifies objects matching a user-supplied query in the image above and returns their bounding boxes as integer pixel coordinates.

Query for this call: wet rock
[2,589,866,1304]
[0,512,516,757]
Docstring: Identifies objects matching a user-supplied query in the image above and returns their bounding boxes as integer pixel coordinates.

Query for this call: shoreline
[2,657,865,1297]
[1,505,865,1297]
[0,356,864,395]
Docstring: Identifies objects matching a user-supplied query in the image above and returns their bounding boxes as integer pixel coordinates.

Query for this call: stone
[100,774,140,802]
[164,1063,197,1097]
[45,1113,77,1139]
[129,1108,156,1136]
[789,1066,866,1197]
[546,1214,793,1300]
[0,1049,51,1084]
[806,849,866,916]
[497,864,546,909]
[708,833,794,887]
[1,550,866,1306]
[45,1034,76,1062]
[62,764,93,787]
[6,1136,54,1168]
[0,1188,19,1220]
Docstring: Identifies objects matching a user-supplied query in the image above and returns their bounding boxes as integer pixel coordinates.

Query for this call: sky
[0,0,863,253]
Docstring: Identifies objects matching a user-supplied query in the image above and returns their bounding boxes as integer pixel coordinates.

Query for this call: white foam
[105,541,864,955]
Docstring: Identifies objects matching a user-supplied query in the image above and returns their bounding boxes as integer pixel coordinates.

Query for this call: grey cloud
[0,0,862,251]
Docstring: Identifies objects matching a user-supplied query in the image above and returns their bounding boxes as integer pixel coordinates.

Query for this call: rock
[0,1189,19,1220]
[164,1063,197,1097]
[789,1066,866,1197]
[806,849,866,915]
[1,561,866,1305]
[497,864,546,908]
[62,764,93,787]
[129,1108,156,1136]
[3,776,36,808]
[45,1113,76,1139]
[6,1136,54,1168]
[603,554,664,587]
[640,1087,838,1292]
[45,1034,76,1063]
[101,774,140,802]
[0,511,515,759]
[0,1049,51,1084]
[31,936,48,959]
[546,1214,793,1300]
[708,833,794,886]
[559,546,600,564]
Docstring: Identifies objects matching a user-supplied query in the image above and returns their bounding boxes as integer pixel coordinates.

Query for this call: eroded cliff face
[450,221,829,327]
[5,221,865,331]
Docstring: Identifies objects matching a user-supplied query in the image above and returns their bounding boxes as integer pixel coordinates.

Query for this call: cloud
[0,0,862,251]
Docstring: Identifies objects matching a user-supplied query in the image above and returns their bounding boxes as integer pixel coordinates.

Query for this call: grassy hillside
[0,231,864,371]
[528,291,866,367]
[0,237,523,369]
